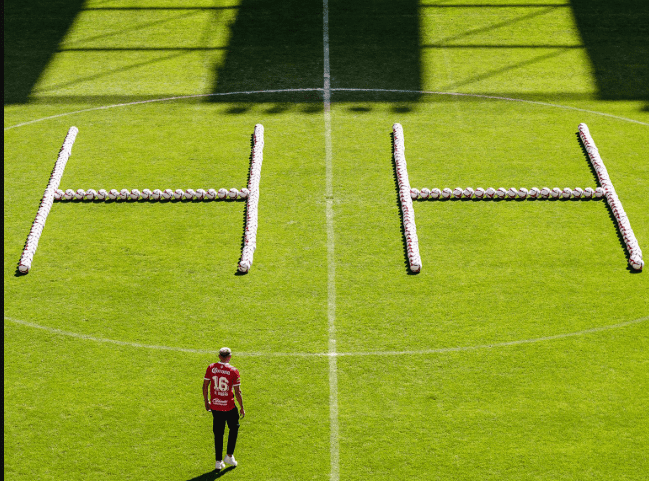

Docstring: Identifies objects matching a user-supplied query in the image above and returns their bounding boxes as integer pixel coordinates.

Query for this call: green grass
[5,0,649,480]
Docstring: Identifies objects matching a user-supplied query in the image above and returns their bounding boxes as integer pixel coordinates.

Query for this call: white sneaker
[224,455,238,467]
[215,460,225,470]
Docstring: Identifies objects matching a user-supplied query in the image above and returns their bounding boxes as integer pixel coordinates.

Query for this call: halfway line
[323,1,339,480]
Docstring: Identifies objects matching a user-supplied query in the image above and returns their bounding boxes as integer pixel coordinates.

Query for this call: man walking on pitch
[203,347,245,470]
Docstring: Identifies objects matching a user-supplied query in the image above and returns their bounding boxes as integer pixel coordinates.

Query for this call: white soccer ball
[160,189,171,200]
[141,189,151,200]
[474,187,485,199]
[174,189,184,200]
[53,189,63,200]
[562,187,573,199]
[430,188,441,199]
[540,187,551,199]
[528,187,540,199]
[629,256,644,271]
[595,187,604,198]
[206,188,217,200]
[441,188,452,199]
[195,189,206,200]
[129,189,141,200]
[217,188,228,199]
[518,188,528,199]
[228,188,238,199]
[107,189,119,200]
[583,187,594,199]
[573,187,584,199]
[419,188,430,199]
[485,188,496,199]
[18,263,30,274]
[550,188,561,199]
[96,189,107,200]
[74,189,86,200]
[452,187,463,199]
[119,189,129,200]
[410,188,420,199]
[506,187,517,199]
[239,188,250,199]
[495,188,506,199]
[85,189,97,200]
[463,187,474,199]
[183,189,195,200]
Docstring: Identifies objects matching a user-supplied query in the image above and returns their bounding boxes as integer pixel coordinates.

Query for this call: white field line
[323,1,339,480]
[5,315,648,357]
[5,89,648,132]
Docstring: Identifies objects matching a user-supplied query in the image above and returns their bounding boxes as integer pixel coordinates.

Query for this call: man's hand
[205,400,211,412]
[240,407,245,419]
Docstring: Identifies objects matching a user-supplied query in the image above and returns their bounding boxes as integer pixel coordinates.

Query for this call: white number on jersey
[212,376,230,392]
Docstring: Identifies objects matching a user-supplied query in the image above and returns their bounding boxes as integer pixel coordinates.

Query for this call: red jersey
[204,362,241,411]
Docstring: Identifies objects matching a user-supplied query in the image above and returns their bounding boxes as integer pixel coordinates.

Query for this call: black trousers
[211,408,240,461]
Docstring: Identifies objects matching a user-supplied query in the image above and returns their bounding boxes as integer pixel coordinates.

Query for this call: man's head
[218,347,232,362]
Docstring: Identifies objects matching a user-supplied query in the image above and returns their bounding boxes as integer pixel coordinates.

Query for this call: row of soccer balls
[54,188,249,201]
[411,187,604,200]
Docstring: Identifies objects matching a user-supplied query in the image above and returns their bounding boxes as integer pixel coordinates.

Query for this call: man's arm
[203,379,211,411]
[234,385,245,418]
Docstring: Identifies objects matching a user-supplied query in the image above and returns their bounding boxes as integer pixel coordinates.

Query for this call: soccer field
[4,1,649,480]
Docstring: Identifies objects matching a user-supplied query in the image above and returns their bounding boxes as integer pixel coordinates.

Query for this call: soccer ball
[420,188,430,199]
[485,188,496,199]
[573,187,584,199]
[452,187,463,199]
[550,188,561,199]
[184,189,195,200]
[474,187,485,199]
[152,189,163,200]
[239,188,250,199]
[562,188,573,199]
[85,189,97,200]
[430,188,441,199]
[441,188,452,199]
[74,189,86,200]
[141,189,152,200]
[119,189,129,200]
[130,189,141,200]
[629,256,644,271]
[228,188,238,199]
[495,188,506,199]
[540,187,551,199]
[53,189,63,200]
[463,187,474,198]
[107,189,119,200]
[206,188,217,200]
[217,188,228,199]
[174,189,183,200]
[506,187,517,199]
[583,187,594,199]
[195,189,206,200]
[410,188,420,200]
[96,189,107,200]
[594,187,604,198]
[518,188,528,199]
[528,187,540,199]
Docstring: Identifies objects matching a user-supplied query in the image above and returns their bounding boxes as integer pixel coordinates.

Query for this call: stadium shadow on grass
[570,0,649,102]
[4,0,85,105]
[209,0,421,106]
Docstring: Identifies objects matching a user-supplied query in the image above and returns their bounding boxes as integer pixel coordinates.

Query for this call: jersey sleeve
[232,368,241,387]
[204,365,212,381]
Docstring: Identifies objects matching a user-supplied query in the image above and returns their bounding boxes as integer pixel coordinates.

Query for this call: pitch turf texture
[4,0,649,480]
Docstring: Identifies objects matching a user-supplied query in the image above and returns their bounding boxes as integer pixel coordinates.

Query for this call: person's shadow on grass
[186,466,235,481]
